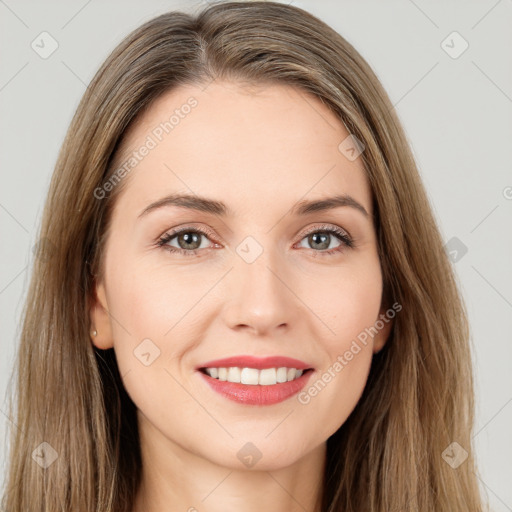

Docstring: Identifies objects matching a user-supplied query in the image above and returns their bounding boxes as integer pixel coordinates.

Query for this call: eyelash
[156,224,355,258]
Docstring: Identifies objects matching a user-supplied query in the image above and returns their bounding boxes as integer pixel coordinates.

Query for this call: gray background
[1,0,511,510]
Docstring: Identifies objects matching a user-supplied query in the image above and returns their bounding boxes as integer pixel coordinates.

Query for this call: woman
[2,1,486,511]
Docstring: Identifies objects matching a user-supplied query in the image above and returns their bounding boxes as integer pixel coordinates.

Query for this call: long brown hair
[2,1,486,510]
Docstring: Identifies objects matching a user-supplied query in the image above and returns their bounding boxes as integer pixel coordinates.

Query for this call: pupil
[179,232,201,250]
[310,232,329,250]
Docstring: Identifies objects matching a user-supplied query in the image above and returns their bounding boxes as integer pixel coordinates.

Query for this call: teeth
[276,367,287,383]
[227,367,241,383]
[241,368,259,385]
[204,366,306,385]
[259,368,276,385]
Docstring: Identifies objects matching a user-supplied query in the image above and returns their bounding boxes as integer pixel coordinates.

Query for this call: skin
[90,80,392,512]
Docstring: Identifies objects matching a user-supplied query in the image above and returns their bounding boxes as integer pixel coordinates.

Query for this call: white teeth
[241,368,259,385]
[276,367,288,383]
[227,367,241,383]
[204,366,307,385]
[259,368,277,385]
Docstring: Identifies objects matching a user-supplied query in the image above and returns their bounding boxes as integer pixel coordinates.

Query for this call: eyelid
[156,224,221,256]
[156,222,354,256]
[298,222,351,239]
[159,222,350,242]
[158,223,219,243]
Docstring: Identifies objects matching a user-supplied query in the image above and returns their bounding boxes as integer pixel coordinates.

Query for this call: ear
[89,280,114,350]
[372,304,394,354]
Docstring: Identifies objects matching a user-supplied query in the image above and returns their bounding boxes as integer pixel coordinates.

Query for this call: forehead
[110,80,372,218]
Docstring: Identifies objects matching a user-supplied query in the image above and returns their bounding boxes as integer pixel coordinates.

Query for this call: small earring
[92,330,97,336]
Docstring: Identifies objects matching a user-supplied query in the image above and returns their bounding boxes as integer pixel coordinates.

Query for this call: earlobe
[89,281,114,350]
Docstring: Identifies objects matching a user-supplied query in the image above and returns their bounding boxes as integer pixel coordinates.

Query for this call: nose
[221,247,301,337]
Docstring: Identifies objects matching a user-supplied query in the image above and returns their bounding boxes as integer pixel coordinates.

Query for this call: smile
[197,367,314,406]
[201,366,306,385]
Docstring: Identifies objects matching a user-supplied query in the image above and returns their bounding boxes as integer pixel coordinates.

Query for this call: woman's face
[91,80,391,470]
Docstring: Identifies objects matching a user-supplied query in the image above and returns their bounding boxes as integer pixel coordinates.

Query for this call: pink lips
[196,355,314,406]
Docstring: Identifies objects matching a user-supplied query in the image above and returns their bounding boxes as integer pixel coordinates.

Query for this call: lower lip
[198,370,313,406]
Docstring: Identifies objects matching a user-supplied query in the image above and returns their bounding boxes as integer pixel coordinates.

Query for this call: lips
[196,355,313,371]
[199,369,313,405]
[195,355,315,406]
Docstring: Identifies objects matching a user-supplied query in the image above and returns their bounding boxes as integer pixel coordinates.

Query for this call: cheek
[104,262,201,421]
[303,254,383,350]
[107,263,189,353]
[105,255,224,379]
[295,257,382,432]
[329,264,382,371]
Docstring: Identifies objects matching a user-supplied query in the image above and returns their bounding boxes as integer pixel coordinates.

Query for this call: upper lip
[196,355,313,371]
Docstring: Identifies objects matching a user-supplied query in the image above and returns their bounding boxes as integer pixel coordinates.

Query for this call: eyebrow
[138,193,370,219]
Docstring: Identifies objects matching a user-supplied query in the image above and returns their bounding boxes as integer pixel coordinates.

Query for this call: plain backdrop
[1,0,511,510]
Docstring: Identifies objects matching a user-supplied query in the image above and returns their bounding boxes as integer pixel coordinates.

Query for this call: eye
[156,223,354,257]
[295,224,354,256]
[157,226,218,257]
